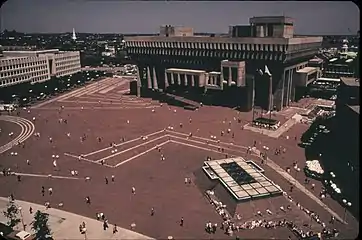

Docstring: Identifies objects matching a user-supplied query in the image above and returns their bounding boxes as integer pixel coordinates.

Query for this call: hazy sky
[1,1,359,35]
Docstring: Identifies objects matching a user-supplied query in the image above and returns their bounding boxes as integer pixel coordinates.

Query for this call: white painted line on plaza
[169,134,246,155]
[63,153,115,168]
[170,135,256,158]
[83,129,166,157]
[167,130,248,149]
[0,116,35,154]
[7,172,81,180]
[96,135,169,163]
[169,140,225,154]
[114,140,170,167]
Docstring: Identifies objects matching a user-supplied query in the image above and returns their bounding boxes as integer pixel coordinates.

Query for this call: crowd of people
[204,186,340,239]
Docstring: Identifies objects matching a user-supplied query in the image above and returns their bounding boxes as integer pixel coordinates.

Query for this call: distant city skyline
[1,1,360,35]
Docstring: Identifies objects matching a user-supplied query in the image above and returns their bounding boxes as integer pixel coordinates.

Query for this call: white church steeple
[72,28,77,41]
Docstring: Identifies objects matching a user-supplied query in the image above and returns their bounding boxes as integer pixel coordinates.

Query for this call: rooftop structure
[340,77,360,87]
[124,16,323,111]
[203,157,282,201]
[348,104,360,114]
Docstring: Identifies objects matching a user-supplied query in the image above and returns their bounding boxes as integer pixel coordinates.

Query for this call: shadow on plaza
[139,86,251,111]
[300,117,360,220]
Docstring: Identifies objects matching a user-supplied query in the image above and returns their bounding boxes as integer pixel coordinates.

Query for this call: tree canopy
[2,200,21,229]
[32,210,52,240]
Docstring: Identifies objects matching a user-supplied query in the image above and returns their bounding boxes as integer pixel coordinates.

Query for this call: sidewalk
[0,197,153,240]
[243,113,302,138]
[250,148,344,223]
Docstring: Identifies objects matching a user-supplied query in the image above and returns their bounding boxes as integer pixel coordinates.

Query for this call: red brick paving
[0,85,358,239]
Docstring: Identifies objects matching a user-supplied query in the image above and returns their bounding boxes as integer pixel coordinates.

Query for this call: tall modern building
[125,16,323,111]
[0,49,81,88]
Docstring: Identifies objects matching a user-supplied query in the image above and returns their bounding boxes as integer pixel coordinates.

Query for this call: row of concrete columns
[208,75,219,85]
[165,72,196,87]
[280,68,296,108]
[145,66,159,89]
[221,66,238,87]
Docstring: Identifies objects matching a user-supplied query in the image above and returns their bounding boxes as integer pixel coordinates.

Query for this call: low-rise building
[0,49,81,88]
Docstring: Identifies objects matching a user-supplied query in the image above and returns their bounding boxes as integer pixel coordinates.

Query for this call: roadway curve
[0,115,35,154]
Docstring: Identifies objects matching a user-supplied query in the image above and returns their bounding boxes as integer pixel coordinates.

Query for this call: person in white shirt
[132,187,136,194]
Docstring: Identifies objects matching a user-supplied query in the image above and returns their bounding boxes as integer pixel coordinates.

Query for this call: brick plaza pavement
[0,79,358,239]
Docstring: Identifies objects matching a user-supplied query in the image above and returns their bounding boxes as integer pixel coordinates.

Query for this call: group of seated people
[252,119,280,130]
[204,188,339,239]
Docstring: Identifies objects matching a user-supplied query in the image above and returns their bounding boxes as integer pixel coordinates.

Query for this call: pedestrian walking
[41,186,45,196]
[29,207,33,214]
[132,187,136,194]
[103,220,108,230]
[86,196,91,204]
[180,217,184,226]
[113,224,118,234]
[151,207,155,216]
[111,175,115,182]
[105,177,109,184]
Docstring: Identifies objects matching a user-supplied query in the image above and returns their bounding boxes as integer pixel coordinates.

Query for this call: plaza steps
[163,93,200,108]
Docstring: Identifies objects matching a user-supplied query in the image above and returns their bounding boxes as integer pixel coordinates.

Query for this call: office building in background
[0,49,81,88]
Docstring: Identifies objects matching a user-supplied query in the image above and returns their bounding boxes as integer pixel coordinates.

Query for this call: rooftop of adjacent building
[297,67,318,74]
[3,49,60,54]
[249,16,294,24]
[125,15,323,44]
[340,77,360,87]
[347,104,360,115]
[327,56,356,65]
[0,56,28,60]
[1,49,79,60]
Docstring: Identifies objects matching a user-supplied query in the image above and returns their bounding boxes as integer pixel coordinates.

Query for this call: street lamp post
[342,199,352,224]
[18,207,26,230]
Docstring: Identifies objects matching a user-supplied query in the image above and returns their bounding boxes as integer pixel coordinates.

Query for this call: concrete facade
[0,49,81,88]
[125,16,323,111]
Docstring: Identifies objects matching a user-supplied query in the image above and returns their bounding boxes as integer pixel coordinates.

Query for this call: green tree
[2,199,21,229]
[32,210,52,240]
